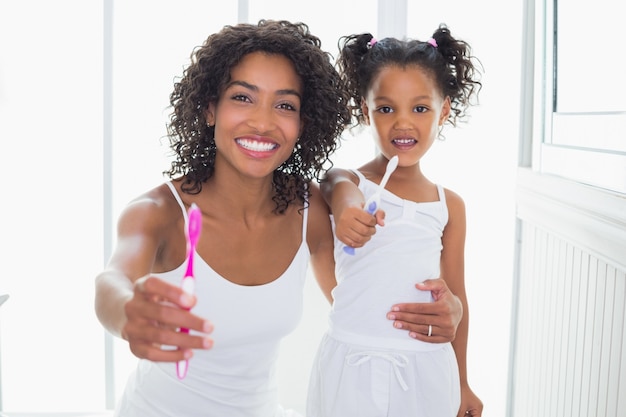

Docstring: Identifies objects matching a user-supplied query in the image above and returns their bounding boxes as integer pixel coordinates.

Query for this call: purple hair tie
[427,37,438,48]
[367,37,378,48]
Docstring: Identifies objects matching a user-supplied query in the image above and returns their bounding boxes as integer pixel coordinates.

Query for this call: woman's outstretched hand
[123,275,214,362]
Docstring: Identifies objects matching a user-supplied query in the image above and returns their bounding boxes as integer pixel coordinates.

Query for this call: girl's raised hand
[333,205,385,249]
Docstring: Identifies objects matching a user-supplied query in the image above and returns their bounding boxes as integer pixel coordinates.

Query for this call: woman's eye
[277,102,297,111]
[232,94,251,102]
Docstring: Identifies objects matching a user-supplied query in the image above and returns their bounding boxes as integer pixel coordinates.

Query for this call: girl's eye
[377,106,393,114]
[414,106,428,113]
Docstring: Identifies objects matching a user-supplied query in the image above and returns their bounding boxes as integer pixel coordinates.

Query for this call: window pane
[556,0,626,113]
[541,0,626,194]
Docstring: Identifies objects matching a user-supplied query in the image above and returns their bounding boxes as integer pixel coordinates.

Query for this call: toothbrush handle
[177,358,189,379]
[342,201,378,255]
[176,275,195,379]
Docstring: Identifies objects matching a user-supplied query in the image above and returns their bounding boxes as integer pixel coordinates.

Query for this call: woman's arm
[94,192,212,362]
[306,182,337,303]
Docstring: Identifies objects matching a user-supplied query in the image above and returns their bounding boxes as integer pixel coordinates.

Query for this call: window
[534,0,626,193]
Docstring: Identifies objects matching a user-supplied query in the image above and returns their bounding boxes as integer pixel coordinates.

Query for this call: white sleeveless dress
[307,170,461,417]
[115,182,308,417]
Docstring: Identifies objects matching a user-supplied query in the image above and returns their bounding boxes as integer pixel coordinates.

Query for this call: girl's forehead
[374,64,432,79]
[371,65,435,89]
[366,65,443,102]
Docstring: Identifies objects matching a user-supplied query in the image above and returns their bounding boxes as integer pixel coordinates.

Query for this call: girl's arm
[320,168,382,249]
[440,189,483,416]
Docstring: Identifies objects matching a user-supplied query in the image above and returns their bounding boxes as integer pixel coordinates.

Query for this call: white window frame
[530,0,626,193]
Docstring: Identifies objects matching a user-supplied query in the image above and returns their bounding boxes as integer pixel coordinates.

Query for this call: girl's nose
[392,112,412,130]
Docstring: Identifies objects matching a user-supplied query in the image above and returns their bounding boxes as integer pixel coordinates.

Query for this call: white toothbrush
[343,155,399,255]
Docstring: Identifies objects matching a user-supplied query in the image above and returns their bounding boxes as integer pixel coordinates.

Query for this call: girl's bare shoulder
[442,187,466,220]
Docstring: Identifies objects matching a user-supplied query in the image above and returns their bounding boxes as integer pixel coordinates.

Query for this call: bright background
[0,1,521,415]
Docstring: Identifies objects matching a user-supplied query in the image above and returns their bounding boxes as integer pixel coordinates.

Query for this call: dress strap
[301,200,309,242]
[435,184,446,204]
[165,181,188,223]
[350,169,366,185]
[434,184,449,225]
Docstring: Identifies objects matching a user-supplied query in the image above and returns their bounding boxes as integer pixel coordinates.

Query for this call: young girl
[307,25,484,416]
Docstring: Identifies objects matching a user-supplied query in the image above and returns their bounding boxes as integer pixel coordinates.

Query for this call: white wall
[0,1,105,411]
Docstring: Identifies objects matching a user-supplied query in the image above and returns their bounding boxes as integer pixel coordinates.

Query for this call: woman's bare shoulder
[117,182,183,235]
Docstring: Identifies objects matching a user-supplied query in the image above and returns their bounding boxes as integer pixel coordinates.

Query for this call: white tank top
[329,170,448,351]
[115,182,310,417]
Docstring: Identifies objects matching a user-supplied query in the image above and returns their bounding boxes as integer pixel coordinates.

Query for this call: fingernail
[392,306,399,312]
[394,322,403,329]
[180,294,193,306]
[202,321,213,333]
[387,314,396,320]
[202,338,213,349]
[409,332,417,338]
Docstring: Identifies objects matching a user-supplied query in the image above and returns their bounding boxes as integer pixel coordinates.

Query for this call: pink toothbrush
[343,155,399,255]
[177,202,202,379]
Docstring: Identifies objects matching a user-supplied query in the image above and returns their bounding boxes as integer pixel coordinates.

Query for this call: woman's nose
[247,103,276,133]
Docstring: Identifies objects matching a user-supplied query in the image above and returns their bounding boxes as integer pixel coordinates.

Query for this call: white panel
[511,220,626,417]
[606,267,624,416]
[597,264,612,417]
[564,247,583,417]
[617,269,626,414]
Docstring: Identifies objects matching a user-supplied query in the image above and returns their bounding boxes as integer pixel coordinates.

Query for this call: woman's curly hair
[165,20,350,213]
[337,24,482,129]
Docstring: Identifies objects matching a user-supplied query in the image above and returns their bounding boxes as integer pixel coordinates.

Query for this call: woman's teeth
[236,139,277,151]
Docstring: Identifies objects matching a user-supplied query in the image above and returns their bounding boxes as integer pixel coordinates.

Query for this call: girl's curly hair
[165,20,350,213]
[337,24,482,129]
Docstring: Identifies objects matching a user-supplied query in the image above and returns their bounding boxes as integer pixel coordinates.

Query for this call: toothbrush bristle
[188,203,202,245]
